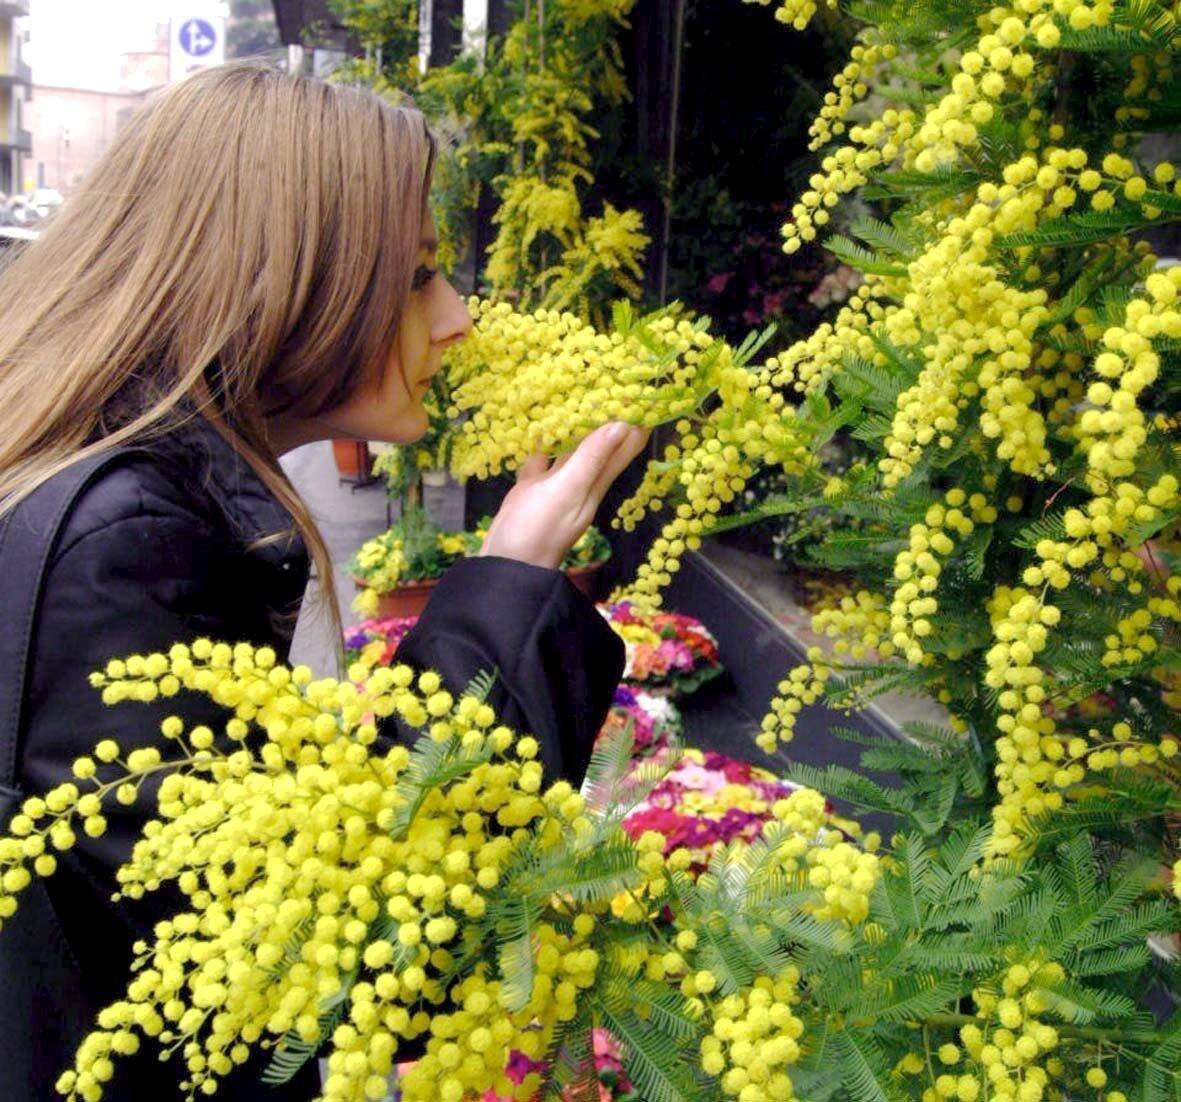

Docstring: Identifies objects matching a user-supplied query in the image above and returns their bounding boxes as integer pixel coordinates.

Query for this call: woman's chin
[394,406,430,443]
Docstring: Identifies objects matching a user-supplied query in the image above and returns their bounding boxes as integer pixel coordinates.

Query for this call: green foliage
[226,0,281,58]
[416,0,648,319]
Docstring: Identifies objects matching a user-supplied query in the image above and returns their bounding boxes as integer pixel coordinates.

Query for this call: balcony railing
[0,130,31,154]
[0,1,31,18]
[0,56,31,87]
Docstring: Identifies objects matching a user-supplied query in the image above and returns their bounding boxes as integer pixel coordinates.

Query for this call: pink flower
[706,271,734,294]
[668,760,726,794]
[505,1050,545,1084]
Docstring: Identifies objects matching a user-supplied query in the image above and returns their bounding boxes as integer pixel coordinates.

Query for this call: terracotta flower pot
[355,576,440,619]
[332,439,371,479]
[357,560,606,621]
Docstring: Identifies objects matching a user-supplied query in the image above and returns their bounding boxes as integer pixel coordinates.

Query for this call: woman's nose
[432,277,473,347]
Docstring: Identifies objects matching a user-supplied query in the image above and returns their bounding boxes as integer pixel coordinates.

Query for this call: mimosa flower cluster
[0,638,901,1102]
[699,970,805,1100]
[445,298,719,480]
[445,297,821,607]
[435,0,1181,997]
[0,635,1172,1100]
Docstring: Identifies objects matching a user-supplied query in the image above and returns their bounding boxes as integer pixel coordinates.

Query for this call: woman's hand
[478,422,651,570]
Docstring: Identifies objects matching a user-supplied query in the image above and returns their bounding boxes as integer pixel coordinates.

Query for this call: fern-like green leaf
[462,667,499,702]
[831,1031,909,1102]
[824,234,909,276]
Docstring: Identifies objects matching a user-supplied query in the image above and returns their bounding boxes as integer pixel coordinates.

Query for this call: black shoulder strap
[0,449,145,790]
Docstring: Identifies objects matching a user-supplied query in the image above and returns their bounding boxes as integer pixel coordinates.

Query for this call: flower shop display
[422,0,1181,1086]
[3,0,1181,1091]
[350,508,612,618]
[439,0,1181,914]
[620,748,817,866]
[598,601,723,696]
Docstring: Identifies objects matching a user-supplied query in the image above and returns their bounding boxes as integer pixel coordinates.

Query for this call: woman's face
[313,211,472,446]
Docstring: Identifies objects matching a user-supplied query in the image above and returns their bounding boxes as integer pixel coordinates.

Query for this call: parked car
[0,189,61,228]
[0,225,39,254]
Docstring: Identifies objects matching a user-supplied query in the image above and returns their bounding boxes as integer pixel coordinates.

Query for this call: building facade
[0,0,31,195]
[26,85,149,192]
[24,15,167,193]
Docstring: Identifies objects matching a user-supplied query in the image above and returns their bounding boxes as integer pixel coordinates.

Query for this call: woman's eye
[411,265,438,291]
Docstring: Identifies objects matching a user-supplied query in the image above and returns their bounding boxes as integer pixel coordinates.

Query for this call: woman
[0,62,648,1100]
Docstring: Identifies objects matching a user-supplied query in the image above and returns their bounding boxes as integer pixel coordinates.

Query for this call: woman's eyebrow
[421,233,439,252]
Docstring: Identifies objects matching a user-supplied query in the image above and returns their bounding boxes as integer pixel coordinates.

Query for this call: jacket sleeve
[390,555,625,785]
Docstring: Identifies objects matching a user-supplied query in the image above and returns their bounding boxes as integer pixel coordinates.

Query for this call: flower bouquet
[598,601,722,698]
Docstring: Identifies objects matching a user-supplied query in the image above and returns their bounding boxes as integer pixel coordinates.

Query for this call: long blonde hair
[0,61,436,644]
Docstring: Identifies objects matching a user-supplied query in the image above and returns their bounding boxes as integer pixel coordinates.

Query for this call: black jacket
[3,418,624,1100]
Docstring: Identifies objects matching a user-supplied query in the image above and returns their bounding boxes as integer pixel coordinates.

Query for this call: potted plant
[350,508,615,619]
[348,506,459,619]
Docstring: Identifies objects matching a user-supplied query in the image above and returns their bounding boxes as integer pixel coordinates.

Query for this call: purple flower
[505,1049,546,1084]
[613,685,639,708]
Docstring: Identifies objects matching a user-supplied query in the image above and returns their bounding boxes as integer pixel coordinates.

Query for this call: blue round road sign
[179,18,217,57]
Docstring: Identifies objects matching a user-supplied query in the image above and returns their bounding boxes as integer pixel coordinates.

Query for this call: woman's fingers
[553,422,650,513]
[516,452,551,483]
[584,424,650,510]
[550,422,631,500]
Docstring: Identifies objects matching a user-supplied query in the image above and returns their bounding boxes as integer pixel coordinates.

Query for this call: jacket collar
[157,414,309,576]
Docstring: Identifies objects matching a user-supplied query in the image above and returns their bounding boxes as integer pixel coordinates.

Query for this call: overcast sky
[24,0,229,91]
